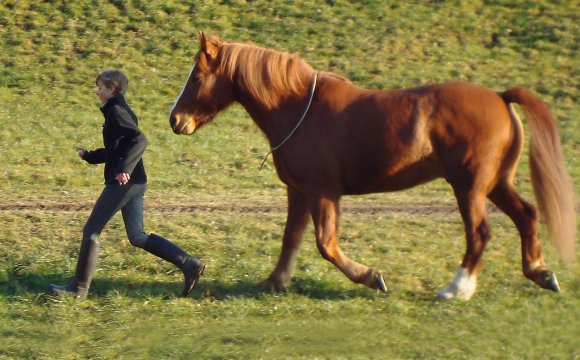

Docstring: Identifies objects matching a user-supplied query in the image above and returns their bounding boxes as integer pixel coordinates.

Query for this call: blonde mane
[218,42,316,110]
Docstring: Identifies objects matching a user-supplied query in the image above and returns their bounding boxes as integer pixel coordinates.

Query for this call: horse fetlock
[437,267,477,301]
[362,268,387,293]
[525,268,560,292]
[257,275,290,292]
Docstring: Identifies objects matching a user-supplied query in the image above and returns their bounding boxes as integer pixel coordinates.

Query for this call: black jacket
[82,95,148,184]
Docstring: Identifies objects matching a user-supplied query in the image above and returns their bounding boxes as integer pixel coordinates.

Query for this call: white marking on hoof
[437,267,477,301]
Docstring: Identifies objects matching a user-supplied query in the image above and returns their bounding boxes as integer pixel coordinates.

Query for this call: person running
[47,70,205,299]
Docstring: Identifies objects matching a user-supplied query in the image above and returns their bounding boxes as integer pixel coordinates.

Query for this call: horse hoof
[546,272,560,292]
[257,277,288,292]
[256,278,274,291]
[436,288,453,301]
[374,272,387,293]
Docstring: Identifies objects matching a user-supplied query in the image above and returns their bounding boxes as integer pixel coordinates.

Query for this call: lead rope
[259,72,319,170]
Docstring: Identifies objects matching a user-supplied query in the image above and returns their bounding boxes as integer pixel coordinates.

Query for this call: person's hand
[115,172,131,185]
[76,147,86,159]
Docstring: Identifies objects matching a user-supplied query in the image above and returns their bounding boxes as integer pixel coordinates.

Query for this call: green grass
[1,0,579,359]
[1,210,579,359]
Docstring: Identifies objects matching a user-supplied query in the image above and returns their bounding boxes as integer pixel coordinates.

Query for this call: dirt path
[0,200,465,216]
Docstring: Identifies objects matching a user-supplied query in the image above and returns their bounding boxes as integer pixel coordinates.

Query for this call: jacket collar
[100,94,126,114]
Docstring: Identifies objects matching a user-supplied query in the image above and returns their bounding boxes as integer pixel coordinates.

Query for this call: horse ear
[198,30,206,47]
[198,30,218,61]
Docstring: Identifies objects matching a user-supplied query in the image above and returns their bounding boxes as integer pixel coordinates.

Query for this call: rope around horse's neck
[259,72,319,171]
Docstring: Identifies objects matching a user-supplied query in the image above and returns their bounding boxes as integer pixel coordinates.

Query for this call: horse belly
[345,155,444,195]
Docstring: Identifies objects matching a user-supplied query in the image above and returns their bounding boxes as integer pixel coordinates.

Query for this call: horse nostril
[169,114,177,129]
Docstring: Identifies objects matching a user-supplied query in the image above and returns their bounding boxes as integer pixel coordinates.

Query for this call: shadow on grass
[196,277,381,301]
[0,272,380,302]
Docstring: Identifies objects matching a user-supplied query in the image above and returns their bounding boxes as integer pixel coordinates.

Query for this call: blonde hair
[219,42,315,110]
[96,70,128,95]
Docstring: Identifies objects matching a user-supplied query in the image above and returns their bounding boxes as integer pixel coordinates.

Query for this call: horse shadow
[0,271,380,302]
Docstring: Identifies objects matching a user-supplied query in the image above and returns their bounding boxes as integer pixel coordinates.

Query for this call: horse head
[169,31,235,135]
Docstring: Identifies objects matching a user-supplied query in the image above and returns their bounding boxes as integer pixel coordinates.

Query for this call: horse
[169,31,576,300]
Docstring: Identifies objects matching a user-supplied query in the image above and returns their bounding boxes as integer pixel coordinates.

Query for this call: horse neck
[235,92,275,135]
[233,73,316,147]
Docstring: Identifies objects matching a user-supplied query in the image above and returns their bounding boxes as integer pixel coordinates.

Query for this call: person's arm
[111,105,148,176]
[79,147,106,164]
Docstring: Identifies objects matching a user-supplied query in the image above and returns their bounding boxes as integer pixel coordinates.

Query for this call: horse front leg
[258,187,310,291]
[309,194,387,293]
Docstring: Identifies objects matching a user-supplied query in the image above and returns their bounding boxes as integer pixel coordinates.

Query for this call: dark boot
[143,234,205,297]
[47,236,99,299]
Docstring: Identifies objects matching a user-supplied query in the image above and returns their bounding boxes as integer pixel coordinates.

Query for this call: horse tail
[501,87,576,264]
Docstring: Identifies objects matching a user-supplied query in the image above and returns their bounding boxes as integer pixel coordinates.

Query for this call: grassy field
[1,1,579,359]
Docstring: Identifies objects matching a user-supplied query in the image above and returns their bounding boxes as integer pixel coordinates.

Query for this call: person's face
[96,80,116,104]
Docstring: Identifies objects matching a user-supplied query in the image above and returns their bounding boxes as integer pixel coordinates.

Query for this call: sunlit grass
[0,210,578,359]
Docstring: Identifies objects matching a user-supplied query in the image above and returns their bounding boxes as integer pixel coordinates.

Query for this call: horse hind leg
[309,194,387,293]
[488,181,560,292]
[438,190,491,301]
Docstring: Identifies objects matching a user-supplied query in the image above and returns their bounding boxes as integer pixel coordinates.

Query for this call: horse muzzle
[170,113,196,135]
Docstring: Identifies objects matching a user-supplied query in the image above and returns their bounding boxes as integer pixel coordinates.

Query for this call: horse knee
[478,219,491,245]
[469,220,491,252]
[464,219,491,272]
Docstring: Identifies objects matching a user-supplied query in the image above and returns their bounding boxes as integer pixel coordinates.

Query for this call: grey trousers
[83,183,149,248]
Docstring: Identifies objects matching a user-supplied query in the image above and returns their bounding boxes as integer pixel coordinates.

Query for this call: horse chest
[271,149,342,193]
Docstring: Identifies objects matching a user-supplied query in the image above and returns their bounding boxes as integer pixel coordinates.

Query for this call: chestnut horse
[169,32,576,300]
